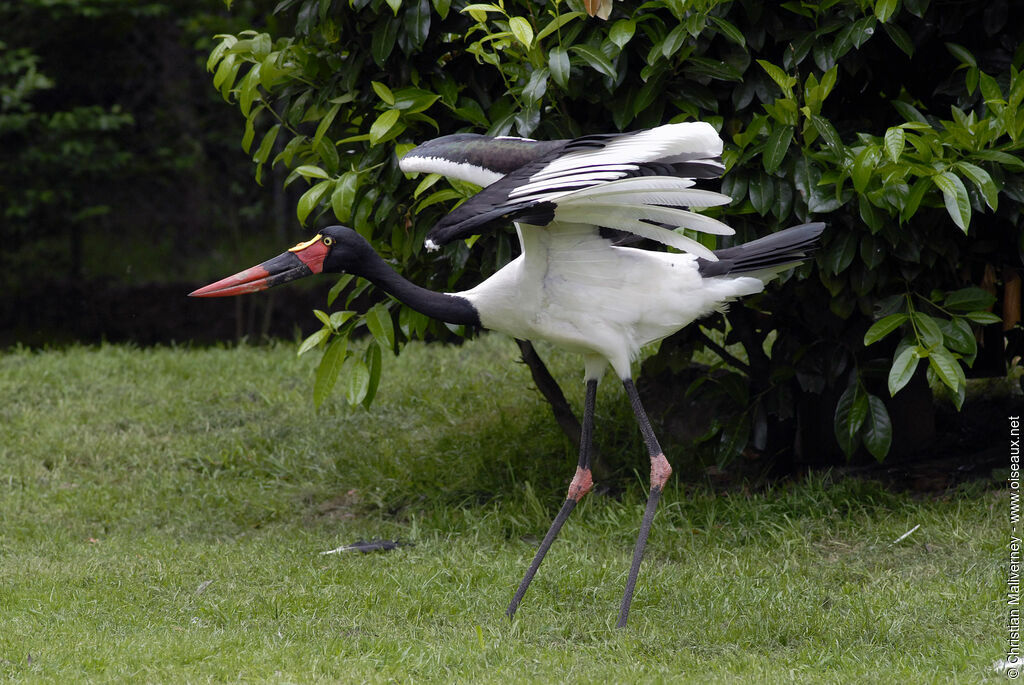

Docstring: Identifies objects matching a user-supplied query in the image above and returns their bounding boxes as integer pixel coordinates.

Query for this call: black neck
[354,251,480,327]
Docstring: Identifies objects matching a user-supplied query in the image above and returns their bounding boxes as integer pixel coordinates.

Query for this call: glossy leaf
[931,171,971,232]
[522,68,549,103]
[331,171,359,223]
[572,45,617,80]
[295,165,329,180]
[535,11,584,43]
[834,382,868,457]
[609,19,636,49]
[371,81,395,105]
[955,162,999,210]
[965,310,1002,324]
[928,346,963,392]
[298,327,329,356]
[365,303,396,353]
[888,346,919,396]
[369,109,402,145]
[883,126,905,161]
[709,15,744,47]
[508,16,534,48]
[944,286,997,312]
[314,336,348,408]
[851,146,879,193]
[763,125,794,173]
[297,179,332,224]
[864,314,907,345]
[548,47,570,88]
[362,343,383,408]
[874,0,898,22]
[757,59,796,97]
[863,394,893,460]
[345,356,371,405]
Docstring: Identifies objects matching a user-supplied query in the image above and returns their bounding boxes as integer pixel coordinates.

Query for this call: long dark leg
[617,378,672,628]
[507,378,597,619]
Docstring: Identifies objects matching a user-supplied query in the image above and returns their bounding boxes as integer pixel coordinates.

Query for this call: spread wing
[399,122,734,261]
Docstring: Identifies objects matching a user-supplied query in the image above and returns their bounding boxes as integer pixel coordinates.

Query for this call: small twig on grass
[891,524,920,545]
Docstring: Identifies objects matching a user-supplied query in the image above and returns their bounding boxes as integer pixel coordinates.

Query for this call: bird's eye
[322,236,335,247]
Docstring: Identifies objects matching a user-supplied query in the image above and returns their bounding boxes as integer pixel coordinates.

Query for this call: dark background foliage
[2,0,1021,478]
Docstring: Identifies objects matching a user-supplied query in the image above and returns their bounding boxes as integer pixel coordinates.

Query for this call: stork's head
[190,225,370,297]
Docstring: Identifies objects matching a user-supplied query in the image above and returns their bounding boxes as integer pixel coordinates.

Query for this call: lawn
[0,336,1006,682]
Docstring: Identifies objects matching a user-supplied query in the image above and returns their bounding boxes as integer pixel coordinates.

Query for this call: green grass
[0,337,1005,682]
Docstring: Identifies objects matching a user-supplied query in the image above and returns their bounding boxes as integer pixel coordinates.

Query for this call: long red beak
[190,238,330,298]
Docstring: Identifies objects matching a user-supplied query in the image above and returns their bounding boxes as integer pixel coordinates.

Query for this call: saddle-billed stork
[192,122,824,627]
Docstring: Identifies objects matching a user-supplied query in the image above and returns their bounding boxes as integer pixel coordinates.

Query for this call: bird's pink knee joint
[567,466,593,502]
[650,453,672,490]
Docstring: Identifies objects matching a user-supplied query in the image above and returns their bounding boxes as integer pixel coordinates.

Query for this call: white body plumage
[456,222,764,379]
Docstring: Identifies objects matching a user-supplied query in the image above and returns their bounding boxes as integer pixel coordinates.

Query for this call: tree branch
[695,328,751,376]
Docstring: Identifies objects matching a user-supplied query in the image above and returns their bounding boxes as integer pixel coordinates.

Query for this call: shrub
[208,0,1023,465]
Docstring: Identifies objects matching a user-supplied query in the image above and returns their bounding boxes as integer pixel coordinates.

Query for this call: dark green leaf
[882,22,914,56]
[763,125,794,173]
[346,356,371,405]
[888,346,919,396]
[365,302,396,353]
[944,286,997,311]
[312,102,340,151]
[298,327,329,356]
[955,162,999,210]
[331,171,359,223]
[862,394,892,460]
[548,47,571,89]
[371,19,400,66]
[362,343,383,408]
[314,336,348,408]
[928,346,963,392]
[834,382,868,457]
[914,312,944,348]
[757,59,796,96]
[945,42,976,67]
[661,25,687,59]
[901,177,929,222]
[864,314,907,345]
[811,115,843,152]
[874,0,898,22]
[298,179,332,225]
[405,0,431,50]
[295,165,329,180]
[883,127,905,161]
[369,109,402,145]
[965,310,1001,324]
[432,0,451,19]
[931,171,971,232]
[941,317,977,357]
[683,57,744,82]
[825,230,858,275]
[535,11,584,43]
[609,19,636,49]
[253,124,280,165]
[851,146,879,193]
[972,150,1024,171]
[709,15,744,47]
[748,174,775,215]
[571,45,617,80]
[522,68,549,103]
[327,275,354,307]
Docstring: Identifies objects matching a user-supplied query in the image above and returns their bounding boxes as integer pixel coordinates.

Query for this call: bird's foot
[567,466,593,502]
[650,452,671,490]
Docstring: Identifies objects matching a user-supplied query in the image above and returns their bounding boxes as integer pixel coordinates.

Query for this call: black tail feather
[697,222,825,277]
